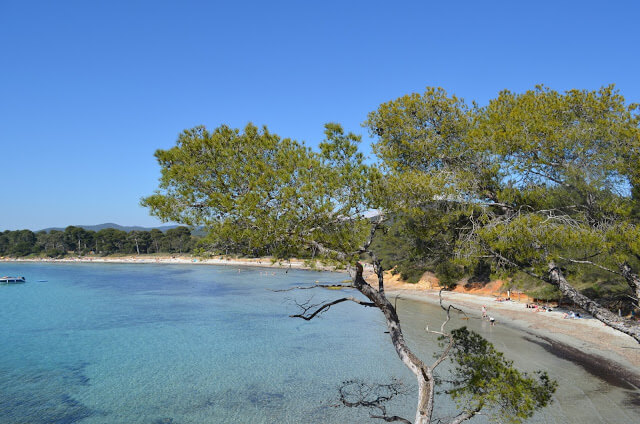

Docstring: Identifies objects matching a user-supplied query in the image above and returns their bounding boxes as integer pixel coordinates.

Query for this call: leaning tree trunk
[620,262,640,309]
[548,262,640,343]
[353,263,434,424]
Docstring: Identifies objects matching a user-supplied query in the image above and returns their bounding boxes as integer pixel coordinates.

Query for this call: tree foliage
[142,123,377,260]
[0,226,195,257]
[444,328,556,424]
[366,85,640,340]
[370,210,467,286]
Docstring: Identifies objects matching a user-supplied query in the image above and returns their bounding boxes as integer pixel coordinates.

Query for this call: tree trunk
[620,262,640,308]
[354,263,433,424]
[548,263,640,343]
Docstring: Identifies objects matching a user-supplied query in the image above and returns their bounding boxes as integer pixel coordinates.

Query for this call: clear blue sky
[1,0,638,231]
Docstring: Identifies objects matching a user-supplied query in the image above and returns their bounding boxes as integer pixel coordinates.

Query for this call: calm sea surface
[1,263,639,423]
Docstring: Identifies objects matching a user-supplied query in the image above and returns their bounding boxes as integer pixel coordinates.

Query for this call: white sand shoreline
[0,255,343,272]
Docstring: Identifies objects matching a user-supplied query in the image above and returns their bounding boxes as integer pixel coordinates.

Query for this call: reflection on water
[0,262,638,423]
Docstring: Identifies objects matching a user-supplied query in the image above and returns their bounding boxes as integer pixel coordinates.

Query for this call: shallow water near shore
[1,263,639,423]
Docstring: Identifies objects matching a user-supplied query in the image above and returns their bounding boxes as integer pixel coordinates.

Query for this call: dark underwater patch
[0,363,95,424]
[247,390,285,407]
[194,384,286,412]
[524,334,640,389]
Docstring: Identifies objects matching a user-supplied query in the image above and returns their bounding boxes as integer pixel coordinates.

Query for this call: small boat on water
[0,276,26,284]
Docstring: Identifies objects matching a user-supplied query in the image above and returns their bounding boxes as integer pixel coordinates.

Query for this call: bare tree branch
[558,256,622,277]
[548,263,640,343]
[447,405,483,424]
[306,213,387,262]
[308,240,348,261]
[486,247,543,280]
[620,262,640,308]
[337,379,412,424]
[485,248,640,342]
[270,284,354,292]
[427,290,468,371]
[289,296,375,320]
[360,213,387,253]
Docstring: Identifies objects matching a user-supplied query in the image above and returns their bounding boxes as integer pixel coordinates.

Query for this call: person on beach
[482,305,487,319]
[489,316,496,326]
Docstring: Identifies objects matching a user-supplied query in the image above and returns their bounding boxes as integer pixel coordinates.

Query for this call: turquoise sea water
[1,263,639,423]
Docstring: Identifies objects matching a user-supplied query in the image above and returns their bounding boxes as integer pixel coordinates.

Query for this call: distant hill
[38,223,181,233]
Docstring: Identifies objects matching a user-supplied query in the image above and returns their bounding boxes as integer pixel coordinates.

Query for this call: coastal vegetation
[365,85,640,341]
[0,226,195,257]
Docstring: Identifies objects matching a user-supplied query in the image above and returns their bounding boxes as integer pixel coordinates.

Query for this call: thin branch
[438,289,469,330]
[626,294,640,302]
[308,240,348,261]
[270,284,354,292]
[429,290,467,370]
[431,334,454,371]
[290,296,376,320]
[360,213,387,253]
[487,247,543,280]
[337,379,412,424]
[558,256,622,277]
[526,168,573,189]
[447,405,483,424]
[476,201,514,210]
[306,213,386,262]
[372,256,385,295]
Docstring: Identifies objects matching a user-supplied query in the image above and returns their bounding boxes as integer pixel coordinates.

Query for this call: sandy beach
[378,277,640,385]
[0,255,340,271]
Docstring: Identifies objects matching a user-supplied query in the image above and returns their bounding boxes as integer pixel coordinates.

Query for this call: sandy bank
[385,287,640,382]
[0,255,343,272]
[359,269,640,372]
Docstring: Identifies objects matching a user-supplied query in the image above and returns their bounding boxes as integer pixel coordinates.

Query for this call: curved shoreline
[388,288,640,388]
